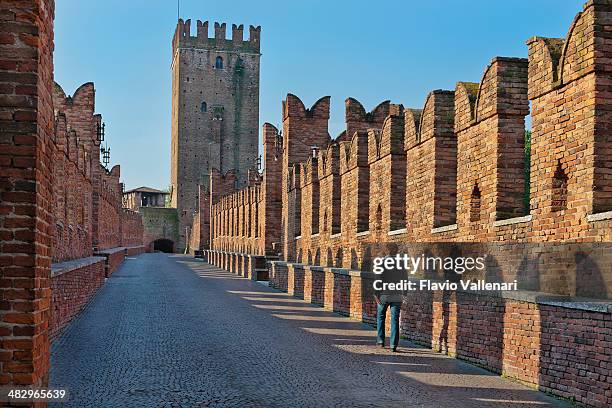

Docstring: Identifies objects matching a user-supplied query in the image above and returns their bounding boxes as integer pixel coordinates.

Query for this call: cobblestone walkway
[50,254,570,407]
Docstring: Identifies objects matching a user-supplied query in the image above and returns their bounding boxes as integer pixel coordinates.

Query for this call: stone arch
[153,239,174,253]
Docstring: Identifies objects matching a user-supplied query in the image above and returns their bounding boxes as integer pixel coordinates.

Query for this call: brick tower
[171,19,261,251]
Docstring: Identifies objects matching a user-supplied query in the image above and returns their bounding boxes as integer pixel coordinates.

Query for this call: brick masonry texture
[0,0,56,390]
[171,19,261,252]
[50,258,105,339]
[207,2,612,407]
[141,206,179,252]
[1,0,144,392]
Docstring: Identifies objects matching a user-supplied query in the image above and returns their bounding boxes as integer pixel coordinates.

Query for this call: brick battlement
[187,2,611,406]
[208,0,612,284]
[50,82,144,260]
[172,19,260,54]
[202,6,612,405]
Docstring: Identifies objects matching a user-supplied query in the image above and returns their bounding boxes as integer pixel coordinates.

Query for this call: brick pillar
[262,123,282,255]
[405,91,457,236]
[306,157,320,236]
[197,184,210,250]
[281,94,330,261]
[0,0,55,389]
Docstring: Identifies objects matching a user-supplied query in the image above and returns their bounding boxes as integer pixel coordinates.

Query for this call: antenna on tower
[177,0,180,21]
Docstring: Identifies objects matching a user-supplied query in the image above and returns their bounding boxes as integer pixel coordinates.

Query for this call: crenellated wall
[51,83,97,262]
[96,165,122,251]
[51,83,144,257]
[172,19,260,55]
[48,82,145,337]
[204,122,283,259]
[278,3,611,269]
[206,2,612,406]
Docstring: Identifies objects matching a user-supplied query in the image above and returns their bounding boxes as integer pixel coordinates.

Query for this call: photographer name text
[373,279,518,292]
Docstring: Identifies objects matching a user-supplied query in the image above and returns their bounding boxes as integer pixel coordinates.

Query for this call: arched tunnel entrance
[153,239,174,253]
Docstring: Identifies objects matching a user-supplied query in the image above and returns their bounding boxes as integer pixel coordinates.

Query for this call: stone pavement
[50,254,571,407]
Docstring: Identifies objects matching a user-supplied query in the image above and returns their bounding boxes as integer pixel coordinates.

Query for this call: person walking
[375,293,402,352]
[374,264,403,352]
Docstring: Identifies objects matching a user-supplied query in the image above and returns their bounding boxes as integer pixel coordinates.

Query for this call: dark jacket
[374,267,404,304]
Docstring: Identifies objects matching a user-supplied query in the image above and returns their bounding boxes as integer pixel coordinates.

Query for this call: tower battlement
[171,17,261,252]
[173,19,260,54]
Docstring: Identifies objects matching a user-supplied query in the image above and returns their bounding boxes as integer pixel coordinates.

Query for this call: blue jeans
[376,300,401,348]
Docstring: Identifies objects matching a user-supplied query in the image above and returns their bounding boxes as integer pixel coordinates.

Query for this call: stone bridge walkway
[50,254,570,407]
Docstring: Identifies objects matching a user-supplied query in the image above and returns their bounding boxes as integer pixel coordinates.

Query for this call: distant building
[123,186,169,211]
[123,187,178,252]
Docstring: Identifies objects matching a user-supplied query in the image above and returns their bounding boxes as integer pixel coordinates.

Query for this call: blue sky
[54,0,585,190]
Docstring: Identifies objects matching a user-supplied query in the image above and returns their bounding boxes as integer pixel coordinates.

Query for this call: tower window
[215,56,223,69]
[200,101,207,112]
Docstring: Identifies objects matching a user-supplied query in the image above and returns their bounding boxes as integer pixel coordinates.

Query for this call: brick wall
[121,208,144,248]
[52,83,97,258]
[211,2,612,406]
[0,0,55,389]
[274,0,612,284]
[98,247,125,277]
[50,257,105,338]
[51,83,142,255]
[96,165,123,251]
[270,261,611,408]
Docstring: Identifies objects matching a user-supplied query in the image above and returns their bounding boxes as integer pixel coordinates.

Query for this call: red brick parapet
[203,2,612,405]
[50,257,106,338]
[270,260,611,408]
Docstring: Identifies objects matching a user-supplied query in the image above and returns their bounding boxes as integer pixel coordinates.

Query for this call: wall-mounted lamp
[96,122,105,144]
[101,144,111,168]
